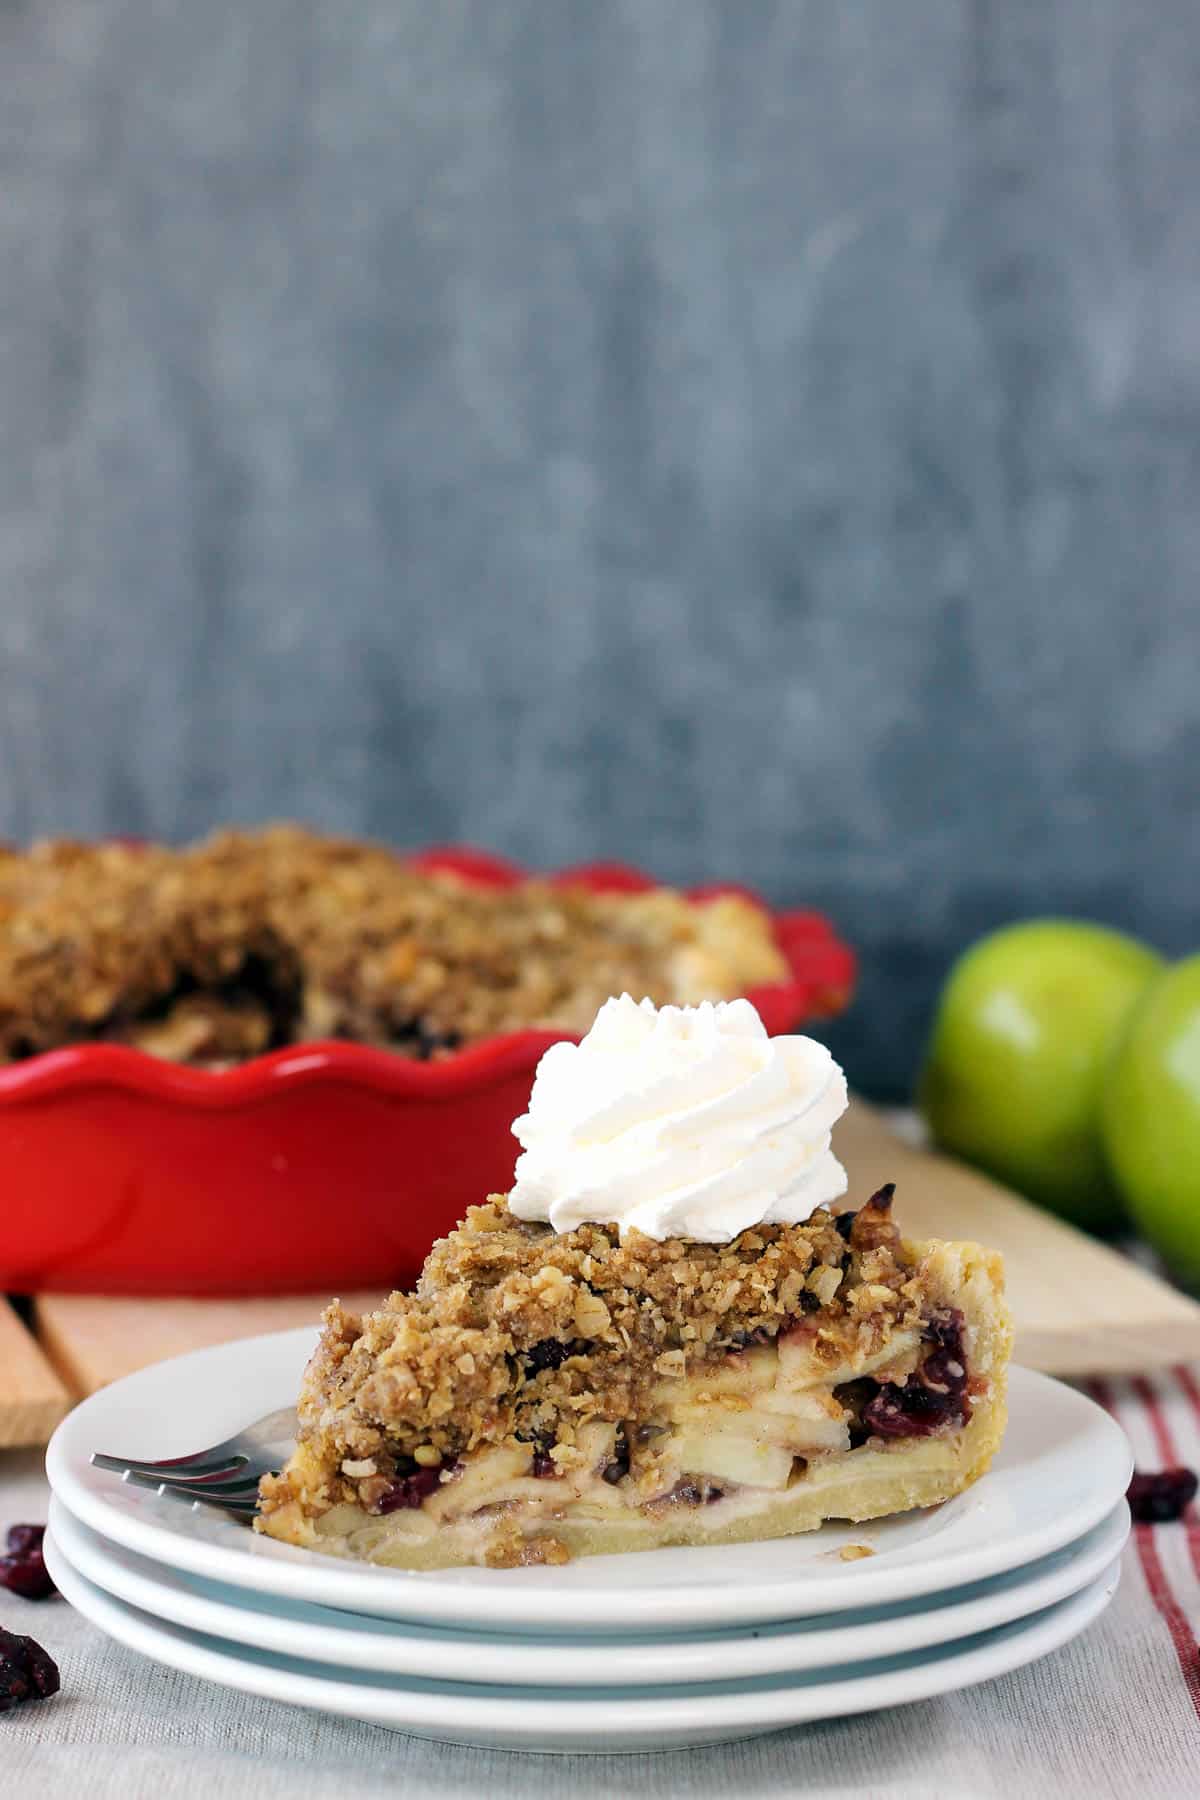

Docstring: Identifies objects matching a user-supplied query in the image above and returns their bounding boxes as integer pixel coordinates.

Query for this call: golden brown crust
[0,825,786,1063]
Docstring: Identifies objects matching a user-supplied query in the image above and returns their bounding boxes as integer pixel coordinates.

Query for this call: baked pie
[0,827,792,1066]
[257,997,1010,1569]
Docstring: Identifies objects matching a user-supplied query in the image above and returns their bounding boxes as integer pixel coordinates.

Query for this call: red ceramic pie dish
[0,850,855,1296]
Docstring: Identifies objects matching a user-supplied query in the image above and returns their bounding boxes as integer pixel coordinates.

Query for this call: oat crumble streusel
[0,825,790,1065]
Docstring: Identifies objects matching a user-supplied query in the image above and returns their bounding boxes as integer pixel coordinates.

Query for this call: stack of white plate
[44,1329,1132,1752]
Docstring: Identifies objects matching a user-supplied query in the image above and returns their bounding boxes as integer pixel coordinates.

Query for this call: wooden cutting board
[4,1098,1200,1447]
[0,1299,71,1447]
[34,1289,387,1396]
[837,1100,1200,1375]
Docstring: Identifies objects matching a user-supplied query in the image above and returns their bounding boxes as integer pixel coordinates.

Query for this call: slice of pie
[257,1185,1011,1569]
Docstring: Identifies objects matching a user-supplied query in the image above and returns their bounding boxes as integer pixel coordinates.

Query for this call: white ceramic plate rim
[47,1328,1133,1631]
[46,1493,1130,1687]
[42,1528,1120,1749]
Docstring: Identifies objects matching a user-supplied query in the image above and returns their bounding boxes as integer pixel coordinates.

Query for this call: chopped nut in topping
[574,1290,612,1337]
[808,1265,843,1307]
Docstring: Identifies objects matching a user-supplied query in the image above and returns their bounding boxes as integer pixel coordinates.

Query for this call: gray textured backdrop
[2,2,1198,1095]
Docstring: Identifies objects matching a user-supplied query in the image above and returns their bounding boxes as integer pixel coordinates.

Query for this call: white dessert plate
[42,1528,1120,1753]
[46,1493,1129,1687]
[47,1328,1132,1633]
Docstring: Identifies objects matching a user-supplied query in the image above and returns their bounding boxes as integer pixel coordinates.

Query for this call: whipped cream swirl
[508,994,849,1243]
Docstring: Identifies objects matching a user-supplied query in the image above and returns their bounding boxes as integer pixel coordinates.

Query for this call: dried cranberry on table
[0,1625,60,1712]
[0,1525,57,1602]
[4,1527,42,1556]
[1126,1466,1198,1525]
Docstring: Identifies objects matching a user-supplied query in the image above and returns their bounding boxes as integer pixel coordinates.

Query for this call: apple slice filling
[352,1313,963,1530]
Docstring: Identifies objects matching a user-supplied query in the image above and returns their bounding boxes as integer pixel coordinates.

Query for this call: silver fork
[91,1406,298,1521]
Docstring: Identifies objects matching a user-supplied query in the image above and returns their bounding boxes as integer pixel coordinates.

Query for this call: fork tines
[116,1467,261,1516]
[90,1451,264,1519]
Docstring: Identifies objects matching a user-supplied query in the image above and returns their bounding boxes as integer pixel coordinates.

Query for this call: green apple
[1101,955,1200,1289]
[919,921,1163,1232]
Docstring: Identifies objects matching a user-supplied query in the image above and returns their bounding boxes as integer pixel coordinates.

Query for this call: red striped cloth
[1090,1366,1200,1720]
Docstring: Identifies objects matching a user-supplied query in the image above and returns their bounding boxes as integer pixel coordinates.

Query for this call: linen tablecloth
[2,1367,1197,1800]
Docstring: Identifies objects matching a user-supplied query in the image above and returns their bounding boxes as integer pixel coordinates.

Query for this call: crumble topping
[258,1186,929,1524]
[0,826,789,1064]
